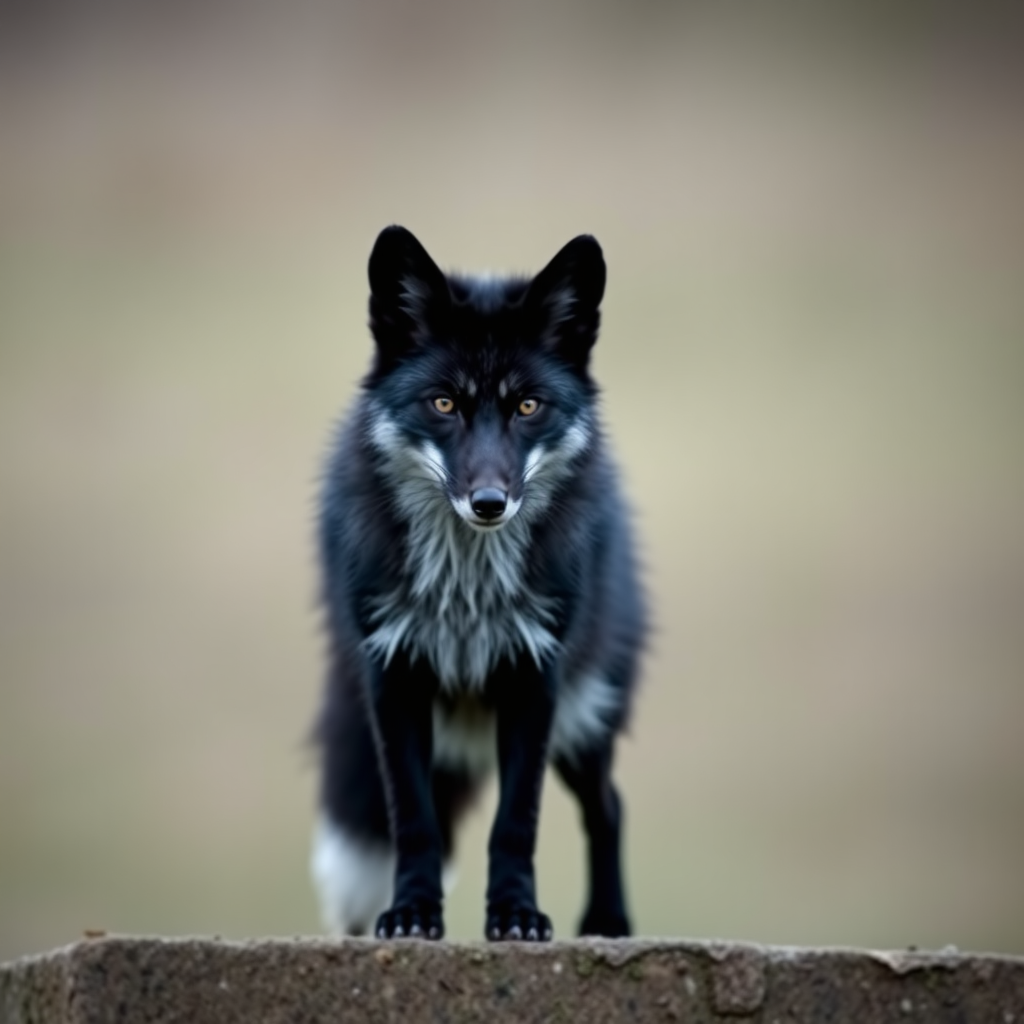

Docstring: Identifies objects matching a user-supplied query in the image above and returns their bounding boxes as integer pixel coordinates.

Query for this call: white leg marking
[311,816,394,936]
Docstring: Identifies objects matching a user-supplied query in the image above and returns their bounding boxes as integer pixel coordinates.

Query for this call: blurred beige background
[1,3,1023,962]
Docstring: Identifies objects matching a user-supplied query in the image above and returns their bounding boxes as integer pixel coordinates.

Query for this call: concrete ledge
[2,936,1022,1024]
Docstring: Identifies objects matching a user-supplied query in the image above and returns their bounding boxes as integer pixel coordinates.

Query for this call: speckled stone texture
[2,937,1023,1024]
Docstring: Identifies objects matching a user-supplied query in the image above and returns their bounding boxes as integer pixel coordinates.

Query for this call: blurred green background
[1,3,1023,961]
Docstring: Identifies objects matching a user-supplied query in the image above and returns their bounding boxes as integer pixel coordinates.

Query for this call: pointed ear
[523,235,606,371]
[367,226,451,364]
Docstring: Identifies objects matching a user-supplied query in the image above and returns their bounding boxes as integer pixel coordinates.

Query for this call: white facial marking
[368,411,403,455]
[451,495,474,521]
[561,420,590,459]
[523,445,546,483]
[367,404,450,491]
[362,403,598,690]
[451,494,523,531]
[517,416,592,519]
[416,441,448,485]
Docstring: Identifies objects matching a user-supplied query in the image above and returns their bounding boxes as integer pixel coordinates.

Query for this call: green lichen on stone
[550,997,570,1023]
[626,959,646,982]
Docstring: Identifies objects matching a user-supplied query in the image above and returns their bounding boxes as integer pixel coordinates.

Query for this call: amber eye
[518,398,540,417]
[433,396,455,414]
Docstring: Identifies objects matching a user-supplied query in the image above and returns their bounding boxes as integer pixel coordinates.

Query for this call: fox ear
[523,235,606,371]
[368,226,451,364]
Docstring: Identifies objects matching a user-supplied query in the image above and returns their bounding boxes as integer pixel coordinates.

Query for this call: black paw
[578,907,631,938]
[376,901,444,940]
[486,904,553,942]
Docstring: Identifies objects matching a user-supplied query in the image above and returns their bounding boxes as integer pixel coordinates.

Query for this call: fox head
[362,226,606,531]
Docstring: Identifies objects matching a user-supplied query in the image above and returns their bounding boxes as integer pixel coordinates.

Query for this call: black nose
[470,488,508,521]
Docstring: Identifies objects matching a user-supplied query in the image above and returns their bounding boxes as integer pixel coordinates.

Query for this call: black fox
[311,226,646,941]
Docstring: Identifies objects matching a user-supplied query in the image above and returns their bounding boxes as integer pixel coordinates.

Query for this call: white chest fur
[364,502,558,689]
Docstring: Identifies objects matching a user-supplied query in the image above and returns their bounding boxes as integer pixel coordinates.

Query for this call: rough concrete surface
[2,936,1023,1024]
